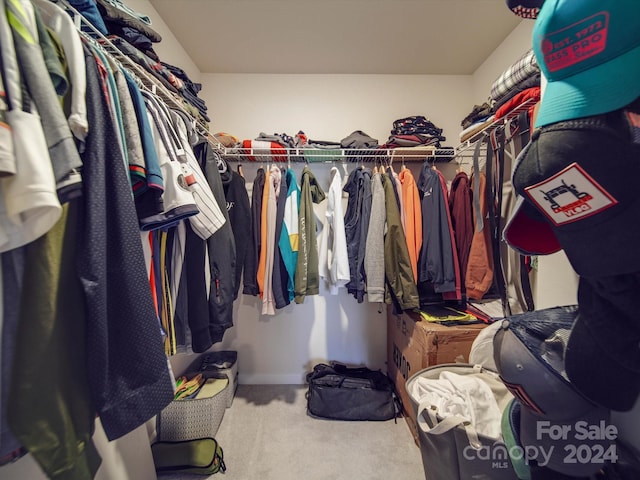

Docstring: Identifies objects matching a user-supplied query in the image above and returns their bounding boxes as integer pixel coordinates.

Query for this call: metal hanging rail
[216,146,457,163]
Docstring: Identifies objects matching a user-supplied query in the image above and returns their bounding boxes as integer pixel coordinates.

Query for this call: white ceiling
[148,0,522,75]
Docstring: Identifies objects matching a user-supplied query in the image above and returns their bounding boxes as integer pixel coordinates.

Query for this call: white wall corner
[471,20,535,106]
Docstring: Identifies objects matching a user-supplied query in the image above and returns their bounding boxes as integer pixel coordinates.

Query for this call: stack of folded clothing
[381,115,447,148]
[461,102,493,130]
[459,102,495,142]
[96,0,162,49]
[340,130,382,162]
[237,132,296,162]
[489,48,541,112]
[493,86,540,122]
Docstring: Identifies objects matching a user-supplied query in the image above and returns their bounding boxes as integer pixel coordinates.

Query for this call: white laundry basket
[405,363,515,480]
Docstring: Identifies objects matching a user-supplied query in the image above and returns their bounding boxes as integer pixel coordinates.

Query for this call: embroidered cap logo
[524,163,617,226]
[543,12,609,73]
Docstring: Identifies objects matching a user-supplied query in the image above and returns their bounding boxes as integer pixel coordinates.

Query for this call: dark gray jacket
[220,163,252,300]
[192,138,237,349]
[343,167,372,303]
[417,164,456,294]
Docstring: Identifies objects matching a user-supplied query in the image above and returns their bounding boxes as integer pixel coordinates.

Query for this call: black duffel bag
[305,363,399,421]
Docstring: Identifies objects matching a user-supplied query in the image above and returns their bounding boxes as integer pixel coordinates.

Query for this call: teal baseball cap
[533,0,640,128]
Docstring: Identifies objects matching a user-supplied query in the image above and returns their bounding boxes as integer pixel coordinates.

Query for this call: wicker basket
[157,371,228,441]
[189,351,238,408]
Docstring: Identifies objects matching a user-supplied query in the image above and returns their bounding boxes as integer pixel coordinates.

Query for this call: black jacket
[79,45,173,439]
[417,164,456,294]
[343,167,372,303]
[244,168,265,296]
[220,161,252,300]
[192,138,236,349]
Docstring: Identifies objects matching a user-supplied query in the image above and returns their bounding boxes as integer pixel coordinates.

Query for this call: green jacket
[382,174,420,311]
[294,166,325,303]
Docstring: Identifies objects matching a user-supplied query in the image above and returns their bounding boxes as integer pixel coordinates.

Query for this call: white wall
[201,74,472,148]
[472,20,534,105]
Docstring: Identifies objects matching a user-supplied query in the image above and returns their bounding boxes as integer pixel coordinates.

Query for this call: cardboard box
[387,306,487,444]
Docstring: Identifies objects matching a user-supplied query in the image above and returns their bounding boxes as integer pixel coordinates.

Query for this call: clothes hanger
[388,155,395,174]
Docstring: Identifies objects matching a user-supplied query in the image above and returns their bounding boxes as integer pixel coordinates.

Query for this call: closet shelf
[214,146,457,163]
[454,97,538,157]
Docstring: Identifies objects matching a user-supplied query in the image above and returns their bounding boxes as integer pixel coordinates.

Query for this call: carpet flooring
[159,384,425,480]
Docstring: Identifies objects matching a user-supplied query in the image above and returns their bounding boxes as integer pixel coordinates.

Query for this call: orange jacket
[399,168,422,282]
[465,172,494,300]
[257,172,270,298]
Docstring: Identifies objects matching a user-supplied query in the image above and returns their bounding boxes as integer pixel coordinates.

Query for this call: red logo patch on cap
[542,11,609,72]
[524,163,617,226]
[500,377,545,416]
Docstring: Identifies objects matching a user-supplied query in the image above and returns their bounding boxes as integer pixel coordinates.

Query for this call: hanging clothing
[0,0,61,254]
[465,172,494,300]
[257,168,271,298]
[139,91,199,230]
[6,0,82,202]
[319,167,349,295]
[165,102,225,240]
[417,164,457,295]
[180,220,211,352]
[7,204,101,480]
[436,169,462,302]
[278,168,299,302]
[399,167,422,283]
[449,171,474,295]
[343,167,372,303]
[221,160,252,300]
[168,222,187,347]
[109,57,145,183]
[0,249,25,462]
[78,43,174,441]
[32,0,88,143]
[0,67,11,178]
[294,166,325,303]
[124,69,163,200]
[261,166,279,315]
[244,167,265,296]
[193,139,237,346]
[386,166,402,213]
[272,168,291,309]
[364,172,386,302]
[382,174,419,311]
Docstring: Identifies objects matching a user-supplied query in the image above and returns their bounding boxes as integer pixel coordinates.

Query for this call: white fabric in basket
[410,371,502,439]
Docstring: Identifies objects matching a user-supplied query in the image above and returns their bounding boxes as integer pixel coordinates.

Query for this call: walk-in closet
[2,1,640,479]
